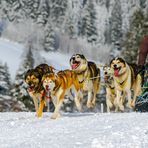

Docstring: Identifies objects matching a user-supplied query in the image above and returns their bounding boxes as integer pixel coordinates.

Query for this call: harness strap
[40,91,51,101]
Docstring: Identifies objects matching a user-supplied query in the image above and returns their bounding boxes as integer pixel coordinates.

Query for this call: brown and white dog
[110,57,142,111]
[69,54,100,108]
[103,65,116,112]
[42,70,81,119]
[25,64,54,117]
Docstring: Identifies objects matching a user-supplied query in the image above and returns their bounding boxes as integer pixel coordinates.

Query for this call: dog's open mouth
[45,85,50,91]
[114,67,121,77]
[27,86,34,92]
[71,61,80,69]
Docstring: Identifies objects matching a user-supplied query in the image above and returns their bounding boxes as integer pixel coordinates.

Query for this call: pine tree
[139,0,146,9]
[64,9,78,38]
[79,0,98,44]
[43,21,56,51]
[0,62,11,96]
[110,0,122,51]
[12,48,35,111]
[50,0,68,27]
[122,9,148,63]
[37,0,50,26]
[64,0,82,38]
[3,63,11,95]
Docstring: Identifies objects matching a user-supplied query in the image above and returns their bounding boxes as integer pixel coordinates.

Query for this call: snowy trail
[0,112,148,148]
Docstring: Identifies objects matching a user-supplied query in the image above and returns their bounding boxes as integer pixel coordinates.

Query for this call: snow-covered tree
[79,0,98,44]
[64,0,81,38]
[139,0,147,9]
[37,0,50,26]
[43,21,56,51]
[50,0,68,27]
[122,9,148,63]
[0,62,11,96]
[64,11,78,38]
[110,0,122,51]
[12,48,34,111]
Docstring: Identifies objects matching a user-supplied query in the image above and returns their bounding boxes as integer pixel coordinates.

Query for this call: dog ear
[41,75,45,82]
[55,72,58,78]
[24,69,31,80]
[49,66,55,73]
[109,58,115,66]
[79,54,86,60]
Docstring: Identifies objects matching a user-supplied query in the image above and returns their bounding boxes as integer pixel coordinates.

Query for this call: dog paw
[77,105,82,112]
[127,102,133,109]
[51,113,60,119]
[131,100,135,108]
[87,102,93,108]
[119,105,124,112]
[36,112,42,118]
[91,100,96,107]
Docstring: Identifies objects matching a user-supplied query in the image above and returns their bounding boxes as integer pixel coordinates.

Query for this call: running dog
[25,64,54,117]
[103,65,116,112]
[42,70,81,119]
[69,54,100,108]
[110,57,142,111]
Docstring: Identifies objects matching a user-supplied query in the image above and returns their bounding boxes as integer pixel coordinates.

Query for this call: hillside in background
[0,38,70,81]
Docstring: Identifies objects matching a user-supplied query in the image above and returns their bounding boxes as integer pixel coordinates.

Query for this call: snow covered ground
[0,112,148,148]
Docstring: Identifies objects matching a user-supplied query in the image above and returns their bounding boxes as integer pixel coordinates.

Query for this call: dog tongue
[114,69,119,77]
[72,64,78,69]
[28,87,33,92]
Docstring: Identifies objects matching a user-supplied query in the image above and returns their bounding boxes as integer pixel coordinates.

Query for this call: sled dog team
[25,54,142,119]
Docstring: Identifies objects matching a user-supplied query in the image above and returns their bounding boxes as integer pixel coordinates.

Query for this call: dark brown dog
[25,64,54,117]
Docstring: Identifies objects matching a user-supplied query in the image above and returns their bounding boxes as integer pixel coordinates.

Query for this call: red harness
[27,87,51,101]
[40,91,51,101]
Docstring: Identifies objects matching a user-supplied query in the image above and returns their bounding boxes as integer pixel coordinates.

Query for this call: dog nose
[104,72,107,75]
[114,64,117,68]
[46,85,49,89]
[28,82,32,86]
[72,57,75,60]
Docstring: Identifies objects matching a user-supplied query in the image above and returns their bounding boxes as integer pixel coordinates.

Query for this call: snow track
[0,112,148,148]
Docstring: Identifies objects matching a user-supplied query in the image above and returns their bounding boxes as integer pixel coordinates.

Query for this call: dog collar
[40,91,51,101]
[77,68,88,75]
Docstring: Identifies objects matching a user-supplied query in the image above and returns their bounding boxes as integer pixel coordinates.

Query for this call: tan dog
[42,70,81,119]
[25,64,54,117]
[103,66,116,112]
[110,57,142,111]
[69,54,100,108]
